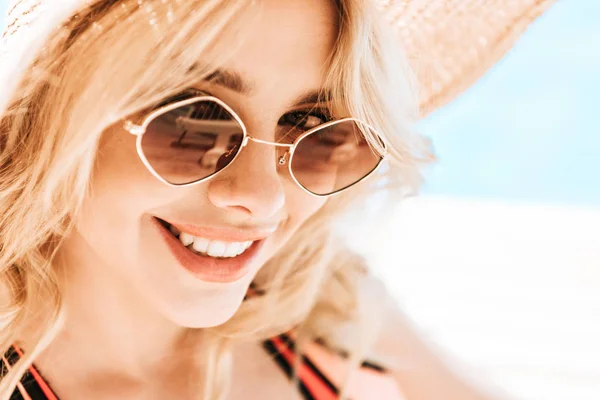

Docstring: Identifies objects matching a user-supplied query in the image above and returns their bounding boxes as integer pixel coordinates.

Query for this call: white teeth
[172,226,255,258]
[179,232,194,246]
[207,241,227,257]
[191,238,210,253]
[223,242,242,258]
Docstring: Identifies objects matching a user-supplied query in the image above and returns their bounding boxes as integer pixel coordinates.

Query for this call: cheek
[254,184,326,268]
[283,183,327,229]
[91,125,169,212]
[76,126,172,260]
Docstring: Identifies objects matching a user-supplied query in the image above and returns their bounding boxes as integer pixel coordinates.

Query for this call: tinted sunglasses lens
[290,120,383,196]
[141,100,244,185]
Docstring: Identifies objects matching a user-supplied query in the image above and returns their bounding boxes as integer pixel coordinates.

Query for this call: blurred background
[1,1,598,399]
[344,1,600,399]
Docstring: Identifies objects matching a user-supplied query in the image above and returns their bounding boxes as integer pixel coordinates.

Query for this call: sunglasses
[123,93,387,197]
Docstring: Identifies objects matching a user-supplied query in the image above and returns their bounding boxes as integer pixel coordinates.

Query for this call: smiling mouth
[156,218,256,259]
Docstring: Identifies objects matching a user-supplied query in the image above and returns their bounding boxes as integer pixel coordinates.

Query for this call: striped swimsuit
[2,333,404,400]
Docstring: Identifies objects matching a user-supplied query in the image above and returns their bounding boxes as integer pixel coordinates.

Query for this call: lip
[166,221,276,242]
[152,217,266,283]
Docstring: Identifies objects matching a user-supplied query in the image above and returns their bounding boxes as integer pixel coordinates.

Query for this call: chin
[153,288,247,329]
[170,313,237,329]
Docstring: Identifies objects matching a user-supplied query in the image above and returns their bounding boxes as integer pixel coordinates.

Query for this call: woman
[0,0,553,399]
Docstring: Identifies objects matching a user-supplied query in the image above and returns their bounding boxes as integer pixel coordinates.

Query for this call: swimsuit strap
[3,337,404,400]
[264,332,406,400]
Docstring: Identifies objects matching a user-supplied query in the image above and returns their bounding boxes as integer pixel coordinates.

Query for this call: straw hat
[1,0,556,116]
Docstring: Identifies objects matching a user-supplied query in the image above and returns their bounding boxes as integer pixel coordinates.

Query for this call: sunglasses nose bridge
[244,135,291,148]
[244,136,293,165]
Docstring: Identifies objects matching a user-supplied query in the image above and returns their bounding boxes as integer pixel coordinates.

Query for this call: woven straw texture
[2,0,556,115]
[375,0,556,115]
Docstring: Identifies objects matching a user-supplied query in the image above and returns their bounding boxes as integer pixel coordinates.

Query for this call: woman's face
[65,0,337,327]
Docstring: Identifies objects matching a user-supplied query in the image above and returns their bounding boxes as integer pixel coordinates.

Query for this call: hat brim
[3,0,557,117]
[378,0,557,116]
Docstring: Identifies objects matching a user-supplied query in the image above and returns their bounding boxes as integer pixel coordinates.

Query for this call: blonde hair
[0,0,432,398]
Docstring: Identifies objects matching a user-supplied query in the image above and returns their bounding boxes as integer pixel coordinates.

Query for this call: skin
[32,0,336,398]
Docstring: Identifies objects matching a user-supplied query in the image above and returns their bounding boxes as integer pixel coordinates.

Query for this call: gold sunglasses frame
[123,94,387,197]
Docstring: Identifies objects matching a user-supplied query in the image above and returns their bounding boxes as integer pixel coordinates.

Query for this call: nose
[207,139,286,219]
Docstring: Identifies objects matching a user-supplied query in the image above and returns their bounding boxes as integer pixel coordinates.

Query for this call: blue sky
[419,0,600,208]
[2,1,598,208]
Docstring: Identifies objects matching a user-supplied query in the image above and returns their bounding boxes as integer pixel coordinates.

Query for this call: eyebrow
[192,64,331,107]
[204,68,253,95]
[291,91,332,107]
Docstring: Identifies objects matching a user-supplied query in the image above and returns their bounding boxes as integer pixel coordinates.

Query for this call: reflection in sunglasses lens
[290,120,383,195]
[141,102,382,195]
[141,100,244,185]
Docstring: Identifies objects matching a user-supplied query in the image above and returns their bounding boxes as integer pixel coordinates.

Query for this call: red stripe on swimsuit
[2,336,403,400]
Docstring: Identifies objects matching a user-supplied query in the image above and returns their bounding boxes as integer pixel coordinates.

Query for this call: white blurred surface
[344,196,600,400]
